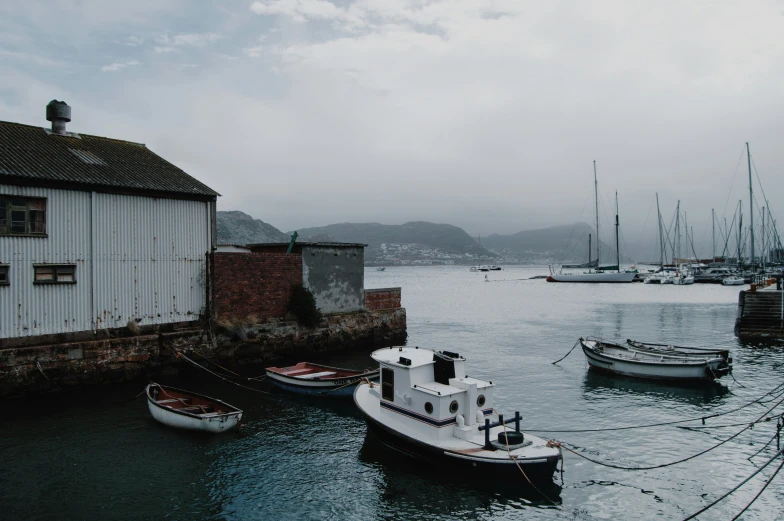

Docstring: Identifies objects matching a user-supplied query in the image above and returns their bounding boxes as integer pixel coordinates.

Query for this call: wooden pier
[734,282,784,338]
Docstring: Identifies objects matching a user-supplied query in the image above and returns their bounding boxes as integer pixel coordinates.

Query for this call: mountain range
[216,211,627,264]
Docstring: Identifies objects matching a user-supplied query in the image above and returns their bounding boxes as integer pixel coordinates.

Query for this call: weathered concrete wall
[365,287,402,310]
[302,245,364,314]
[0,308,407,397]
[735,289,784,337]
[213,252,302,322]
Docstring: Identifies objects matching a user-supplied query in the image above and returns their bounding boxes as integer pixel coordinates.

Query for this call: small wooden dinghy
[580,338,731,382]
[146,383,242,433]
[626,339,730,362]
[265,362,379,396]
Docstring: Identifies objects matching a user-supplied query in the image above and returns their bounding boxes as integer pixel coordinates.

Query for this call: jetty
[734,278,784,338]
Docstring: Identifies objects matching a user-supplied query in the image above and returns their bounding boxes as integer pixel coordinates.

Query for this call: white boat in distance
[722,276,745,286]
[354,347,562,482]
[146,383,243,433]
[580,338,731,382]
[547,270,636,283]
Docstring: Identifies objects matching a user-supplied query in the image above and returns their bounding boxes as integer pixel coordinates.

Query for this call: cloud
[244,45,265,58]
[123,35,144,46]
[158,32,222,48]
[100,60,141,72]
[154,46,177,53]
[249,0,347,23]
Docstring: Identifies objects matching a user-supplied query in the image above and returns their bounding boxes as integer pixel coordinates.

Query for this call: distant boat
[469,266,478,272]
[580,338,731,382]
[722,276,745,286]
[265,362,379,396]
[376,267,386,271]
[547,163,635,283]
[146,383,243,433]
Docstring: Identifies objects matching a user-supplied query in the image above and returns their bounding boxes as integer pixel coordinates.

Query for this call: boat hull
[354,385,560,483]
[146,385,242,433]
[547,272,636,283]
[581,341,729,382]
[266,372,366,396]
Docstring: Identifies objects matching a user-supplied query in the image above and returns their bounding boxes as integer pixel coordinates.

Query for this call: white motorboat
[722,276,745,286]
[672,273,694,285]
[579,338,731,382]
[354,347,562,482]
[146,383,243,433]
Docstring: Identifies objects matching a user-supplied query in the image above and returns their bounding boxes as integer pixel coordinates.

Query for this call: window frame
[33,264,76,285]
[381,367,395,402]
[0,195,47,237]
[0,264,8,286]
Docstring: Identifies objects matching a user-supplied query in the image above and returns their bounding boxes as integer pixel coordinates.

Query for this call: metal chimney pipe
[46,100,71,135]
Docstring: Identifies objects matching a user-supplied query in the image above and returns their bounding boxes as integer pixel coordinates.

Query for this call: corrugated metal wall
[0,184,212,339]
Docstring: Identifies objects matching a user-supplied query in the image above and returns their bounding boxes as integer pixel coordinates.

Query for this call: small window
[449,400,459,414]
[34,264,76,284]
[424,402,433,414]
[0,265,8,286]
[381,367,394,401]
[476,394,486,407]
[0,196,47,236]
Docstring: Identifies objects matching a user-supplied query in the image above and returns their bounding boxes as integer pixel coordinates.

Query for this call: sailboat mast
[762,206,766,270]
[656,193,664,269]
[615,191,620,271]
[675,201,681,264]
[738,200,743,267]
[712,209,716,262]
[594,160,600,266]
[747,142,755,270]
[588,234,592,269]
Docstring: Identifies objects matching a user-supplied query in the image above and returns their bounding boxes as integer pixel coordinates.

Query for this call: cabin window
[424,402,433,414]
[381,367,394,401]
[0,196,46,236]
[476,394,486,407]
[0,265,8,286]
[449,400,459,414]
[34,264,76,284]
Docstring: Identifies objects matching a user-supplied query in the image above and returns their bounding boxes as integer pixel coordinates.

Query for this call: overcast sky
[1,1,783,259]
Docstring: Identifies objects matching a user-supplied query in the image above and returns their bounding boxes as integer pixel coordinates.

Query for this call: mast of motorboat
[656,193,664,269]
[594,160,600,267]
[747,142,755,270]
[712,209,716,262]
[615,191,620,272]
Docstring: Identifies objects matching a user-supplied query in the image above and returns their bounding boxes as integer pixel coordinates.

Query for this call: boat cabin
[371,346,495,441]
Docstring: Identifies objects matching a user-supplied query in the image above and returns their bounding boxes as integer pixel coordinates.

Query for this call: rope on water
[526,380,784,433]
[680,447,784,521]
[676,415,779,431]
[729,372,746,388]
[501,422,559,505]
[728,453,784,521]
[178,352,276,396]
[113,388,147,405]
[555,393,784,471]
[551,340,580,365]
[192,350,266,382]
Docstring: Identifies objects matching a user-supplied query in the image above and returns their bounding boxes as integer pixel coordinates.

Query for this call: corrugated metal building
[0,101,218,340]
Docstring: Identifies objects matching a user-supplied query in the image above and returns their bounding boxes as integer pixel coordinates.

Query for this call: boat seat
[283,368,313,376]
[180,405,215,414]
[156,399,182,404]
[298,371,337,379]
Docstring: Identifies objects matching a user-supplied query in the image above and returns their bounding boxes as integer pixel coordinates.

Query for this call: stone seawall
[0,309,406,397]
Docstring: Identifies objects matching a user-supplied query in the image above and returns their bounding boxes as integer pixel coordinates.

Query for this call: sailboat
[547,162,636,283]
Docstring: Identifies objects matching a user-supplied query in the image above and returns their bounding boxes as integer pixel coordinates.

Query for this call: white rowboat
[580,338,731,382]
[146,383,242,433]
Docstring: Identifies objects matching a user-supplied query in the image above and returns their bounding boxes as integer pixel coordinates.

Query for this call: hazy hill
[481,223,618,263]
[295,221,497,263]
[216,211,288,244]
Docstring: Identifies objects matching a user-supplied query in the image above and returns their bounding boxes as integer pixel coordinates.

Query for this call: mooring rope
[178,352,276,396]
[555,393,784,471]
[192,350,266,382]
[680,447,784,520]
[525,380,784,433]
[551,340,580,365]
[501,422,559,505]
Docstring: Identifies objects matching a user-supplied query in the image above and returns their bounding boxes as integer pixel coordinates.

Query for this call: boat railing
[480,412,521,449]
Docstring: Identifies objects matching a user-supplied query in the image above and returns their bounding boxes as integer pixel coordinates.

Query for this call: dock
[734,279,784,338]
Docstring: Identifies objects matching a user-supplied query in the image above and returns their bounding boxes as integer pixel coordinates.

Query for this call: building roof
[0,120,219,199]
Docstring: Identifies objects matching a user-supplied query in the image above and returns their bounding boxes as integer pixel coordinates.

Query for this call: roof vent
[46,100,71,135]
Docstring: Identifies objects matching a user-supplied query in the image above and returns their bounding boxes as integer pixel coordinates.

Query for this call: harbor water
[2,266,783,520]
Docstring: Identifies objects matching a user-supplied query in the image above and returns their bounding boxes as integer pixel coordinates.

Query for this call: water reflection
[581,371,730,406]
[358,434,563,514]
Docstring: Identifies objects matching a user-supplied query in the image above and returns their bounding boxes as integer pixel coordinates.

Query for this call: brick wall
[364,287,402,311]
[213,252,303,321]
